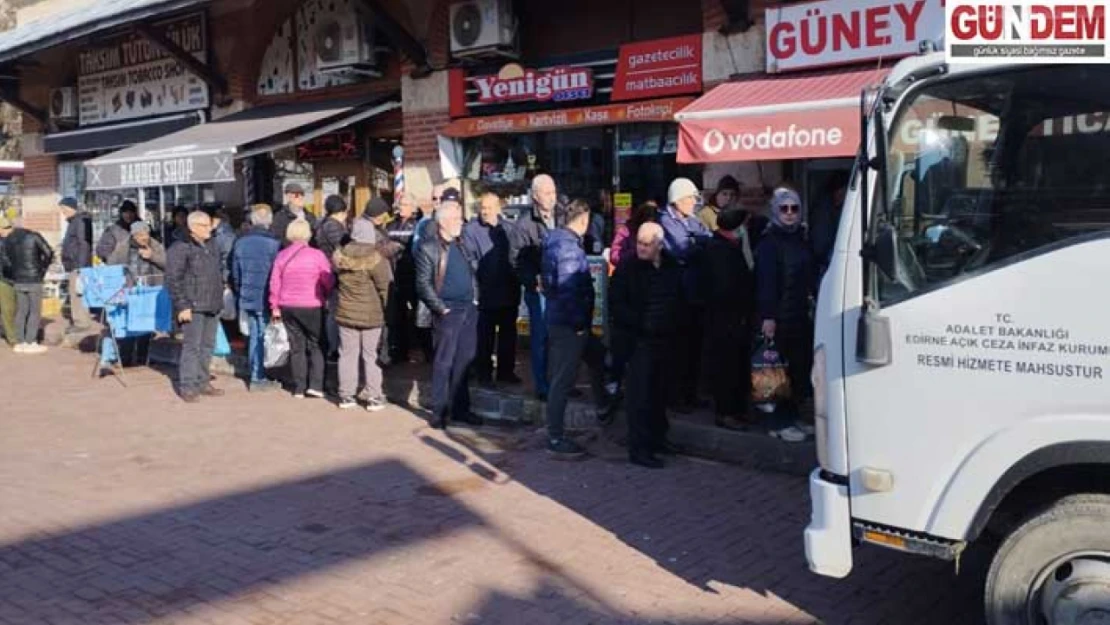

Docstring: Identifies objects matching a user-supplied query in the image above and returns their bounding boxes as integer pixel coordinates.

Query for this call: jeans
[524,291,547,395]
[118,335,152,367]
[431,304,477,420]
[545,324,607,441]
[179,312,218,393]
[625,337,671,455]
[13,283,43,344]
[282,307,325,395]
[0,280,16,345]
[338,326,384,400]
[245,311,268,383]
[67,270,93,329]
[476,306,518,380]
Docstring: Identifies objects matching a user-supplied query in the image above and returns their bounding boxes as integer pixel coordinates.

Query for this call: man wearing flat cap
[272,182,317,243]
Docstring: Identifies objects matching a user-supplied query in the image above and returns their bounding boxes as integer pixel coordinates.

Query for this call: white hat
[667,178,699,205]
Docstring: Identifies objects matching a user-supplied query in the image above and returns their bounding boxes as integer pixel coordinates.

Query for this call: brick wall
[23,154,56,191]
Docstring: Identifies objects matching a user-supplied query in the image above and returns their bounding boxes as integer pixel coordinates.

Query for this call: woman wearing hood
[333,219,393,411]
[754,186,817,442]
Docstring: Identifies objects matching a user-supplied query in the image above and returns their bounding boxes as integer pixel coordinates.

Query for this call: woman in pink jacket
[269,219,335,398]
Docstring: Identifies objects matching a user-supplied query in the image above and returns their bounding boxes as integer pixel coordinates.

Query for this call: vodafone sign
[766,0,945,72]
[678,107,859,163]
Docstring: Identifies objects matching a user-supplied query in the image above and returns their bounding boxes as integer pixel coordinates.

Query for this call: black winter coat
[508,209,552,292]
[271,207,317,242]
[755,224,816,330]
[2,228,54,284]
[313,217,349,261]
[61,212,93,271]
[166,236,224,315]
[702,231,755,326]
[414,232,478,317]
[386,216,420,300]
[462,217,519,310]
[609,253,682,341]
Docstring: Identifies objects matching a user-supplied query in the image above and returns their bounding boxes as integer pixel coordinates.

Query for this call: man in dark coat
[57,197,93,332]
[658,178,712,413]
[231,205,281,391]
[95,200,139,263]
[414,190,482,430]
[314,195,350,360]
[462,191,521,386]
[385,192,422,363]
[540,199,611,460]
[702,210,757,429]
[167,211,226,402]
[106,221,167,367]
[609,221,682,468]
[271,183,316,242]
[509,174,558,400]
[0,217,54,353]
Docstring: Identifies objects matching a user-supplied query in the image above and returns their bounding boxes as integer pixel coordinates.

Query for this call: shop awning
[44,112,204,156]
[441,97,695,139]
[84,95,399,190]
[675,68,888,164]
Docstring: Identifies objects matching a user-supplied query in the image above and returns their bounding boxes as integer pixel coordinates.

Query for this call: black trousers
[475,306,518,380]
[282,306,325,395]
[546,324,607,441]
[669,304,704,406]
[626,337,670,455]
[119,334,152,368]
[776,324,815,416]
[388,285,418,362]
[705,311,752,417]
[178,312,218,394]
[432,304,478,420]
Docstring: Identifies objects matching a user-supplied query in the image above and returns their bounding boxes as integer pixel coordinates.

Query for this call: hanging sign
[442,97,694,138]
[296,130,361,160]
[77,13,210,126]
[472,63,594,105]
[611,35,703,102]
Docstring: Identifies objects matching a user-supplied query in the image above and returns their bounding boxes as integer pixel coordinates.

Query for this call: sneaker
[366,397,387,412]
[546,438,587,460]
[795,421,816,436]
[305,389,325,399]
[26,343,47,354]
[293,393,306,399]
[12,343,27,354]
[337,398,357,410]
[771,426,808,443]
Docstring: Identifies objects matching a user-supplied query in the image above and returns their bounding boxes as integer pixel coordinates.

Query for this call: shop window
[877,65,1110,306]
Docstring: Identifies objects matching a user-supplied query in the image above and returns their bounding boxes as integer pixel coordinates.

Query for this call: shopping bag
[238,309,251,337]
[263,322,290,369]
[79,265,127,308]
[214,322,231,357]
[750,335,792,411]
[125,286,160,334]
[415,301,433,329]
[220,288,237,321]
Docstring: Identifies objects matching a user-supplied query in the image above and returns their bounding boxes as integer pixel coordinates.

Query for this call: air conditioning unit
[450,0,517,58]
[50,87,77,121]
[315,13,380,77]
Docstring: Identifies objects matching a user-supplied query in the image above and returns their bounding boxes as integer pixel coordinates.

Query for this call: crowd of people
[0,170,843,468]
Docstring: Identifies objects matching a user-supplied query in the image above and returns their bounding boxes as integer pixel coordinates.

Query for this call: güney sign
[766,0,945,72]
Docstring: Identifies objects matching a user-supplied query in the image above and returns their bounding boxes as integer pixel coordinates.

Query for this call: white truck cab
[805,51,1110,625]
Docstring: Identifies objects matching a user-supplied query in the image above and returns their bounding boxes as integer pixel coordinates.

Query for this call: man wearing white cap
[658,177,712,413]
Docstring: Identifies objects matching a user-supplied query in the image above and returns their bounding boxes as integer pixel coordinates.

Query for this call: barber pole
[392,145,404,205]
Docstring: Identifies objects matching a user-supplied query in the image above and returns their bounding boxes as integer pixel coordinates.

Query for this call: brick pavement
[0,348,983,625]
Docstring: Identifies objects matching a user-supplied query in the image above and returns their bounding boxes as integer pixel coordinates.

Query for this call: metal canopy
[84,95,399,190]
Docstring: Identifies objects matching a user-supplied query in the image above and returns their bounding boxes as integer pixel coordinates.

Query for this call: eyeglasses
[780,204,800,214]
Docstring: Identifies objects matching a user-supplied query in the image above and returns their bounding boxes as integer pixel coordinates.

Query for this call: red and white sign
[443,97,693,138]
[611,34,703,102]
[678,107,859,163]
[766,0,945,72]
[472,63,594,105]
[946,1,1110,63]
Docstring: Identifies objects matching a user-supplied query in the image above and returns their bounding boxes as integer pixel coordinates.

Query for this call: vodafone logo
[701,124,846,155]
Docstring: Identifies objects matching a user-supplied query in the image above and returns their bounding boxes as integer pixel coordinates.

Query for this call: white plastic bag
[238,309,251,337]
[263,322,290,369]
[220,288,237,321]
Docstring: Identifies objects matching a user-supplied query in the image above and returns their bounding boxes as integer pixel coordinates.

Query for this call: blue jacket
[213,221,237,282]
[462,217,520,310]
[230,227,280,313]
[658,205,711,304]
[540,228,594,330]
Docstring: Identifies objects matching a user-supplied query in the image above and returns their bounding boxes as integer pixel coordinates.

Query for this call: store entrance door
[313,161,369,218]
[802,158,853,222]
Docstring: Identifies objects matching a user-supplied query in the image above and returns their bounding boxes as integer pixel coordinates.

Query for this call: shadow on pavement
[424,426,987,625]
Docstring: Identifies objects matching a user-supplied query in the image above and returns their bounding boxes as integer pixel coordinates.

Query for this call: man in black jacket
[414,190,482,430]
[462,191,521,386]
[315,195,349,359]
[509,174,558,399]
[609,222,682,468]
[271,183,316,243]
[386,192,422,363]
[166,211,225,402]
[58,197,93,332]
[1,217,54,354]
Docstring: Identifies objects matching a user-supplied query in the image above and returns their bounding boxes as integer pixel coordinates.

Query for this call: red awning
[675,67,888,163]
